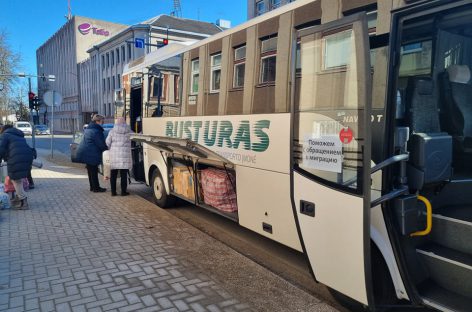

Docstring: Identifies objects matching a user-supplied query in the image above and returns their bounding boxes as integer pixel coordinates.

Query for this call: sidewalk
[0,151,339,312]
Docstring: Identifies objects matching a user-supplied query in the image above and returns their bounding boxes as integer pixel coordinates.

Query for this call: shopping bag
[23,178,29,191]
[4,176,15,193]
[102,150,111,180]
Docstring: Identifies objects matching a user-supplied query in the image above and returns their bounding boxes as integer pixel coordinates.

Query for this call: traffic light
[33,96,40,109]
[28,91,35,109]
[163,38,168,45]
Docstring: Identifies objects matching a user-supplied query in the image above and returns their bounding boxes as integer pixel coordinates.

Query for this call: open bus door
[290,13,373,306]
[130,85,145,182]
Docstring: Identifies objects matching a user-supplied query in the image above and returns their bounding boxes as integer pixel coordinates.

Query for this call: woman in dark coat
[76,114,108,192]
[0,124,33,209]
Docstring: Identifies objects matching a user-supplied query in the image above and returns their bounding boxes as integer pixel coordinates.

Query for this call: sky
[0,0,247,91]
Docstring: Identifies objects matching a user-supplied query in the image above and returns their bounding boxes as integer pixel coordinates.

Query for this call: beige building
[36,16,126,132]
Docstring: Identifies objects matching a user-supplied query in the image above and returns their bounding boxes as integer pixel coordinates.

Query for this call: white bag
[102,150,111,180]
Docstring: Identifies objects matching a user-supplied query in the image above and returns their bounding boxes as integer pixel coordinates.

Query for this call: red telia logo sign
[78,23,110,36]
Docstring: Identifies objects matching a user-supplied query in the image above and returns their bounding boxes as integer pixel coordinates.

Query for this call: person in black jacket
[0,124,34,209]
[76,114,108,192]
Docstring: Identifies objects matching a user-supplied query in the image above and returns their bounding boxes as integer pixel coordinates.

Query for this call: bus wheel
[151,169,175,208]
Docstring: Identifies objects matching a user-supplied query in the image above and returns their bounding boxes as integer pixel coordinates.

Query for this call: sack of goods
[200,168,237,213]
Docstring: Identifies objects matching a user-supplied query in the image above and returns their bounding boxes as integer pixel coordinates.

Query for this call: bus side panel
[237,166,303,251]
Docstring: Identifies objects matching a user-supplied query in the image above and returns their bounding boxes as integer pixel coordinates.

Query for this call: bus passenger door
[291,14,373,305]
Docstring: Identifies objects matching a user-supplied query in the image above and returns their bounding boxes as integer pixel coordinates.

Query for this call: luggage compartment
[168,158,238,221]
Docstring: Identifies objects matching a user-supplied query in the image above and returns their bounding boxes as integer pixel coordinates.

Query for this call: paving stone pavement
[0,150,339,312]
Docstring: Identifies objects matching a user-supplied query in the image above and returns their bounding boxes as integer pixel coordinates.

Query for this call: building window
[101,55,105,70]
[108,103,112,117]
[271,0,281,9]
[121,46,125,62]
[103,104,107,116]
[103,78,106,91]
[106,53,109,68]
[210,53,221,92]
[111,51,114,66]
[127,44,132,60]
[256,0,265,16]
[107,77,110,91]
[117,74,121,88]
[322,29,352,70]
[116,48,120,64]
[191,59,199,94]
[260,37,277,83]
[233,46,246,88]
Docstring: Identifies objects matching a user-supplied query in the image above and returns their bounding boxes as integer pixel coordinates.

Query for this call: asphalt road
[26,134,74,155]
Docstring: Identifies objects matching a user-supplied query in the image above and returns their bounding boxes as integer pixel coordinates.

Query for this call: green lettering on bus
[203,121,218,146]
[232,121,251,150]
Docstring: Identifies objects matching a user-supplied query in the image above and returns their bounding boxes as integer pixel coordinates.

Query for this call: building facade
[248,0,295,19]
[36,16,127,132]
[84,15,223,124]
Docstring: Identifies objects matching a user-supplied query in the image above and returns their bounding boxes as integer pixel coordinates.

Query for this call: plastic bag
[102,150,111,180]
[4,176,15,193]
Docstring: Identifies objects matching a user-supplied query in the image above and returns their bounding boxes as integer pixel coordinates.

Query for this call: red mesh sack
[200,168,237,213]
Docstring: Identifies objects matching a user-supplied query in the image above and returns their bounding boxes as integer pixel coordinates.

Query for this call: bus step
[431,206,472,255]
[416,243,472,300]
[417,279,471,312]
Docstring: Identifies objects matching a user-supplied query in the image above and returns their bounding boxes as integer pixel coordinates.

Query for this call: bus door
[130,86,145,181]
[291,14,373,305]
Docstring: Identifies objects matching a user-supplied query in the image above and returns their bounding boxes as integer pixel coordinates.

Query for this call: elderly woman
[76,114,108,192]
[0,124,33,209]
[106,117,132,196]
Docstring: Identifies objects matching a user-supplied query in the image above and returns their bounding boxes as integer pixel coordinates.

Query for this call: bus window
[398,40,432,77]
[147,54,182,117]
[294,23,368,192]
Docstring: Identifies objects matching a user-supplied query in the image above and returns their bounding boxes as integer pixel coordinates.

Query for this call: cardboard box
[173,166,194,199]
[172,166,187,195]
[181,170,195,199]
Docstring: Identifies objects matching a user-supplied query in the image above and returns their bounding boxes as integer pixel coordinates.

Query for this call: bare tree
[0,30,21,123]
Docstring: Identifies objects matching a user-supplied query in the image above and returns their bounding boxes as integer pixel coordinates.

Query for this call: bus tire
[151,168,175,208]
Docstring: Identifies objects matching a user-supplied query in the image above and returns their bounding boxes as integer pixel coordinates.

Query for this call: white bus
[120,0,472,310]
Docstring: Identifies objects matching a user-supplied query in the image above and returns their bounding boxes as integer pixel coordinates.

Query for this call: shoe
[93,187,106,193]
[29,184,35,189]
[12,198,29,210]
[10,196,20,206]
[111,192,117,196]
[121,192,130,196]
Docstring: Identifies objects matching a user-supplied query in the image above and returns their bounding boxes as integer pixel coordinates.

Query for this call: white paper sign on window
[303,135,342,173]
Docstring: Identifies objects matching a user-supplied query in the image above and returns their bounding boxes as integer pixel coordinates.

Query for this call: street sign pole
[51,91,55,158]
[28,77,36,149]
[43,89,61,159]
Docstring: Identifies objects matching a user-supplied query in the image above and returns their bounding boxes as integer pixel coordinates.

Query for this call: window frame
[259,37,278,84]
[210,53,222,93]
[190,59,200,95]
[256,0,265,16]
[233,46,246,88]
[321,27,353,71]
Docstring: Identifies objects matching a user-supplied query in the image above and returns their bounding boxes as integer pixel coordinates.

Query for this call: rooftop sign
[78,23,110,37]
